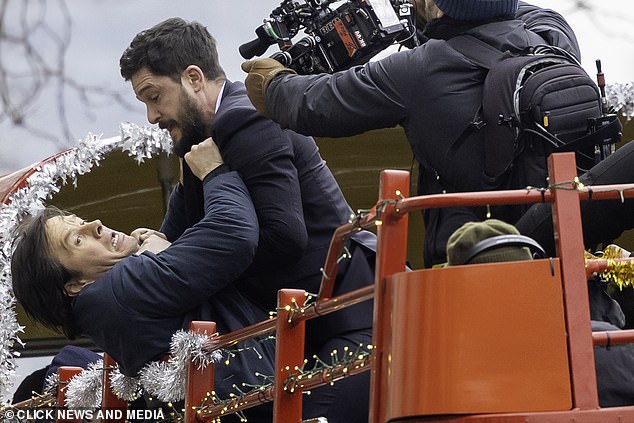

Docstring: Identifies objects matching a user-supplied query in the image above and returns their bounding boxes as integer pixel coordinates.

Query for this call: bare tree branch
[0,0,135,151]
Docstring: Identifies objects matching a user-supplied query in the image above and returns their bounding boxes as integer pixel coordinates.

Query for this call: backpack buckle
[471,119,486,130]
[498,114,515,127]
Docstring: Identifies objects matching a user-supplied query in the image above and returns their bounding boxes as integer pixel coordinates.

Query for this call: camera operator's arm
[243,52,414,138]
[242,58,296,117]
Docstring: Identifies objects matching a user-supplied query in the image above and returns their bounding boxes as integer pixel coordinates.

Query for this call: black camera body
[240,0,418,74]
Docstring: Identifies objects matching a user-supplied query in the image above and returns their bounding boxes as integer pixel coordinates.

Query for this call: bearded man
[119,18,375,423]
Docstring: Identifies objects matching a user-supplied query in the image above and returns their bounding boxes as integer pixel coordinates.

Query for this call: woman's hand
[131,228,167,244]
[136,234,171,255]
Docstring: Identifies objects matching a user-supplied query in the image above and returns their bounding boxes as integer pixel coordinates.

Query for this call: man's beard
[172,92,208,157]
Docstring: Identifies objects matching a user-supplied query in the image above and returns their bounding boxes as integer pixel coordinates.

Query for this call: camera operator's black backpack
[447,35,622,204]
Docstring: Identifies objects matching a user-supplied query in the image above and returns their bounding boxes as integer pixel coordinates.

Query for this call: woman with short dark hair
[11,139,274,421]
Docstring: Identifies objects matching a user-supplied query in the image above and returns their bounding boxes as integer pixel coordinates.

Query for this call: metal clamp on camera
[240,0,419,75]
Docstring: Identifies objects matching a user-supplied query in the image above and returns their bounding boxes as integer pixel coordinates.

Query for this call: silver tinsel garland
[0,122,172,401]
[138,330,222,403]
[64,360,104,409]
[607,82,634,120]
[43,372,59,394]
[61,330,221,408]
[109,367,142,402]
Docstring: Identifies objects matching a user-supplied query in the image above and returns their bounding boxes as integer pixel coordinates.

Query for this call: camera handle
[239,24,279,59]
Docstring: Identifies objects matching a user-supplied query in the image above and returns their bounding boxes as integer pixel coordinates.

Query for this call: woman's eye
[75,236,82,245]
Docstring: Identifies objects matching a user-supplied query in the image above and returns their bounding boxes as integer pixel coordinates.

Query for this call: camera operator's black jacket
[264,2,580,266]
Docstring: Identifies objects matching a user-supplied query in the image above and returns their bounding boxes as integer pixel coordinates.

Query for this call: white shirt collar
[215,81,227,113]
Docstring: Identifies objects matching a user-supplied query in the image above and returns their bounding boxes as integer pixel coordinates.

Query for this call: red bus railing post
[56,366,83,423]
[184,321,217,423]
[274,288,307,423]
[548,152,599,409]
[100,354,127,422]
[369,169,410,423]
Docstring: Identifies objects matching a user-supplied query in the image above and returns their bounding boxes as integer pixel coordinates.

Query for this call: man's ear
[64,279,91,296]
[182,65,204,91]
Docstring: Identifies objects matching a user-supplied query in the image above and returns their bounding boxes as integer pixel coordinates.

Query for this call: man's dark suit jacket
[161,81,375,351]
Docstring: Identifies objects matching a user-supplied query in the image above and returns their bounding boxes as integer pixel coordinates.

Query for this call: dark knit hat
[446,219,532,266]
[435,0,519,21]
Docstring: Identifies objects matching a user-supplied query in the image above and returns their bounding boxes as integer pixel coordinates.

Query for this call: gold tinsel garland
[586,245,634,290]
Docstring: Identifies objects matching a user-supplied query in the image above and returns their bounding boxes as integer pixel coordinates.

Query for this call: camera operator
[242,0,582,267]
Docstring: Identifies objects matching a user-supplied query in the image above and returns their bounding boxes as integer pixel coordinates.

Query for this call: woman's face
[46,214,139,283]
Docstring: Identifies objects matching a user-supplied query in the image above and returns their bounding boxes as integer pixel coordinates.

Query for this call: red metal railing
[41,152,634,422]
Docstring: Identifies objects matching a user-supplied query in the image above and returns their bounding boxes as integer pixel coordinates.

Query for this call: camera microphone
[239,38,273,59]
[239,25,277,59]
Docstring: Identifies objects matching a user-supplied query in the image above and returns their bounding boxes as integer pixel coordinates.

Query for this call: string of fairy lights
[193,345,373,422]
[0,334,372,422]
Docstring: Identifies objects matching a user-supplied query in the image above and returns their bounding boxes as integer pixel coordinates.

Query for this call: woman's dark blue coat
[72,169,275,399]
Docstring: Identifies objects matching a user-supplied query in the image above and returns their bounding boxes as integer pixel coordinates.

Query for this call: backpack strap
[447,34,507,69]
[447,32,548,69]
[435,35,508,191]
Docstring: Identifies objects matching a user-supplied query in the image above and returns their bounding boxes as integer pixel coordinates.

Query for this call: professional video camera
[239,0,418,75]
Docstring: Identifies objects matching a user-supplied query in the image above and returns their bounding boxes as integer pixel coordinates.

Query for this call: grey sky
[0,0,275,174]
[0,0,632,176]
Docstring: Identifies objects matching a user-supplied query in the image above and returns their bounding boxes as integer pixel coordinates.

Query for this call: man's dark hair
[120,17,225,82]
[11,207,82,339]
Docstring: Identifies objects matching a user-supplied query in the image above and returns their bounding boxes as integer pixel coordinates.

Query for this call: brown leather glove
[241,58,296,116]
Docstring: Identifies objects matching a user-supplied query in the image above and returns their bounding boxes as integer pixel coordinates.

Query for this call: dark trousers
[302,328,373,423]
[516,140,634,327]
[516,140,634,256]
[592,320,634,407]
[222,329,372,423]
